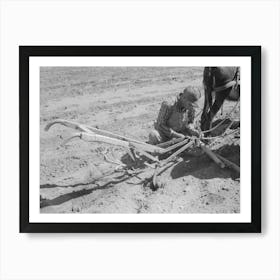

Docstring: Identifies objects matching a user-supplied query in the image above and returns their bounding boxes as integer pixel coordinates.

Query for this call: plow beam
[64,132,165,154]
[45,119,165,154]
[45,119,148,146]
[45,119,92,133]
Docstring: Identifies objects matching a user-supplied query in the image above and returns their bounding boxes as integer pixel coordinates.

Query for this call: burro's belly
[167,110,188,133]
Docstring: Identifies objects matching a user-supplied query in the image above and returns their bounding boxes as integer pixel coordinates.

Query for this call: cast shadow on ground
[40,172,134,208]
[120,153,151,169]
[41,181,97,189]
[171,144,240,180]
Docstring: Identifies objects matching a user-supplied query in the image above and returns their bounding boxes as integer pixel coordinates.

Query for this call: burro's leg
[208,88,231,128]
[201,67,213,131]
[201,86,212,132]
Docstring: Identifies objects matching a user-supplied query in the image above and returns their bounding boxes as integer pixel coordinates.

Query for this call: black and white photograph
[40,66,241,214]
[20,46,260,232]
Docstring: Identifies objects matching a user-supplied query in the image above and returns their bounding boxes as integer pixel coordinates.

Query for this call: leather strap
[213,80,239,93]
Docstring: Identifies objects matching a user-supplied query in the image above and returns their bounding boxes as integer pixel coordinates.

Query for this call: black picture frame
[20,46,261,233]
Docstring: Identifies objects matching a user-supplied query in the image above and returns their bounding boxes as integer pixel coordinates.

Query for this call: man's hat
[182,86,202,103]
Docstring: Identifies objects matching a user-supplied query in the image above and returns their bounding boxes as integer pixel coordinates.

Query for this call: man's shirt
[154,100,196,138]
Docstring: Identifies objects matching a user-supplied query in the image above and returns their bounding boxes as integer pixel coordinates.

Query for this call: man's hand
[187,124,200,137]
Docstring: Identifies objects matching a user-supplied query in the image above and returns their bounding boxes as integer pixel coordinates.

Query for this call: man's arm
[155,101,184,139]
[185,107,200,137]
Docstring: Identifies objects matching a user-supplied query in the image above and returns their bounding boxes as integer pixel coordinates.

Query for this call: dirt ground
[40,67,240,213]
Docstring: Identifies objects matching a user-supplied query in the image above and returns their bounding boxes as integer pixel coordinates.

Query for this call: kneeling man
[149,86,201,145]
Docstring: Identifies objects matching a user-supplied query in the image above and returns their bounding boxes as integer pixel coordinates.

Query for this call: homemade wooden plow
[45,117,240,189]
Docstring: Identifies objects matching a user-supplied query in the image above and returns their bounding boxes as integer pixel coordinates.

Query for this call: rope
[177,99,241,150]
[200,98,240,134]
[202,127,240,141]
[213,80,237,93]
[208,129,240,149]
